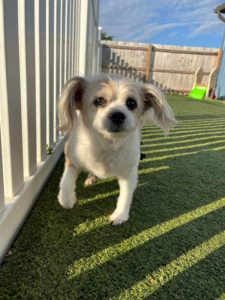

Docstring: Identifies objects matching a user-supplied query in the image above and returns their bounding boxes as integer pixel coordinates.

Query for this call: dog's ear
[142,83,177,134]
[58,76,86,132]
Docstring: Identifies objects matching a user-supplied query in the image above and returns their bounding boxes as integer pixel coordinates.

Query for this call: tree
[101,31,113,41]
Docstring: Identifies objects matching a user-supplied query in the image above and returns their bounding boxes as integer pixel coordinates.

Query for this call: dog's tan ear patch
[58,76,86,132]
[142,83,177,134]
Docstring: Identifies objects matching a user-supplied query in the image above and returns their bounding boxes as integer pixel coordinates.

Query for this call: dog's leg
[110,173,137,225]
[58,160,80,209]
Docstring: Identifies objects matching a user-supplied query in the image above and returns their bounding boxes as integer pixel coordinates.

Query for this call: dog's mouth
[107,126,124,133]
[106,123,126,133]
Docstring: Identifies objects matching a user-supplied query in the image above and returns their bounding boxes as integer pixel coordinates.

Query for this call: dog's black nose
[109,111,126,124]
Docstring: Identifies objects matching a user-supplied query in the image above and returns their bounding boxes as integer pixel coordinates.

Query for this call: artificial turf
[1,96,225,299]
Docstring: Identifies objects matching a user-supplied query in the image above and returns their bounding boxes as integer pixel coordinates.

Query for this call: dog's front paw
[58,190,77,209]
[109,210,129,225]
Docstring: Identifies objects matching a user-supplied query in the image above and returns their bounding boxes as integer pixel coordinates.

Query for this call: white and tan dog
[57,76,176,225]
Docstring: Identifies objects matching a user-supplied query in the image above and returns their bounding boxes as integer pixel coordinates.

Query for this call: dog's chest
[77,140,137,178]
[91,147,128,177]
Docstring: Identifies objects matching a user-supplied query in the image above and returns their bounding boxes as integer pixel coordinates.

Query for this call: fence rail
[0,0,101,262]
[102,41,220,93]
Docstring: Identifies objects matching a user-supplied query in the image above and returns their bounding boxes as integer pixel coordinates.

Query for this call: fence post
[97,26,102,75]
[59,0,65,90]
[79,0,89,76]
[64,0,68,83]
[35,0,47,163]
[71,0,75,77]
[46,0,54,147]
[145,45,152,82]
[0,0,24,198]
[0,131,4,213]
[53,0,60,143]
[18,0,37,177]
[74,0,81,75]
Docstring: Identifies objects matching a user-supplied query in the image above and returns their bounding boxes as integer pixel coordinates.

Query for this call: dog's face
[82,78,145,139]
[58,76,176,139]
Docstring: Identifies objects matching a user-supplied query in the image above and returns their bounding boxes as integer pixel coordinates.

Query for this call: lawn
[1,96,225,299]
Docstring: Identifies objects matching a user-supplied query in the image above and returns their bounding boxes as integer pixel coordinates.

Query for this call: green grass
[2,96,225,299]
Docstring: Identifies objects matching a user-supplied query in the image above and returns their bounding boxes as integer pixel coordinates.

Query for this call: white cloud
[99,0,224,46]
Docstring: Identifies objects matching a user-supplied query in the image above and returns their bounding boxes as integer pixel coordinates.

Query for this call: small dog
[57,76,176,225]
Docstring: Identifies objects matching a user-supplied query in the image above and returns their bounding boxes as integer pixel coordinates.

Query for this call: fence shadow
[102,44,147,82]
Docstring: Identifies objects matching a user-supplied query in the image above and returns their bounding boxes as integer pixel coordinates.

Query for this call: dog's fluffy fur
[57,76,176,225]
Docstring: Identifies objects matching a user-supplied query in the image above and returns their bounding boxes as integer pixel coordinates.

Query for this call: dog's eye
[94,97,106,107]
[126,98,137,110]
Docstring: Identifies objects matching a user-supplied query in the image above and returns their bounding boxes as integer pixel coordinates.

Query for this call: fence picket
[71,1,76,77]
[53,0,60,143]
[74,0,80,75]
[0,131,4,213]
[46,0,54,147]
[64,0,68,83]
[18,0,37,177]
[79,0,88,76]
[35,0,47,163]
[67,0,72,79]
[0,0,24,198]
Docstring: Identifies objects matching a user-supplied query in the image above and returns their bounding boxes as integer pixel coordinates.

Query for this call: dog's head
[58,76,176,139]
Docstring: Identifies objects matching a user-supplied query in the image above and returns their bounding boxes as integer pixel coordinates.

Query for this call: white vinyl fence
[0,0,101,262]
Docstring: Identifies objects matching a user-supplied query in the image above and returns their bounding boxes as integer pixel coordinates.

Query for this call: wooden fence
[0,0,101,262]
[102,41,221,93]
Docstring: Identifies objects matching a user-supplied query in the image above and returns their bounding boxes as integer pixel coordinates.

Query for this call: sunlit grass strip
[144,140,225,154]
[140,151,199,163]
[142,122,225,133]
[211,145,225,151]
[176,118,225,124]
[143,118,225,128]
[141,135,225,149]
[68,197,225,279]
[138,166,169,175]
[142,130,225,143]
[142,126,225,138]
[79,190,119,205]
[75,168,169,234]
[177,117,225,124]
[73,215,109,236]
[144,120,225,129]
[113,230,225,299]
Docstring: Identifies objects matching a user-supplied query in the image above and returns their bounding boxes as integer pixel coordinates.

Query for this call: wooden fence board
[102,41,219,92]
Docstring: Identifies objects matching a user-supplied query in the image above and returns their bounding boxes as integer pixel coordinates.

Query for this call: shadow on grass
[1,110,225,299]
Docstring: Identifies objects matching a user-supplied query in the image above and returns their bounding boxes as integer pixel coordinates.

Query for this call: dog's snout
[109,111,126,124]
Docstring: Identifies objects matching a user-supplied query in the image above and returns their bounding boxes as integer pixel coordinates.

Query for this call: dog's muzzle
[107,111,126,133]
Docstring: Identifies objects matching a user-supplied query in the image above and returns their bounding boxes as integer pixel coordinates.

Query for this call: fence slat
[18,0,37,177]
[53,0,60,143]
[46,0,54,147]
[0,130,4,213]
[35,0,47,163]
[64,0,68,83]
[67,0,71,79]
[0,0,24,198]
[97,26,102,74]
[59,0,65,90]
[79,0,88,76]
[71,0,75,77]
[74,0,80,75]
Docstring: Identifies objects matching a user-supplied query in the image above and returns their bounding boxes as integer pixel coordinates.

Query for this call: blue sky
[99,0,225,48]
